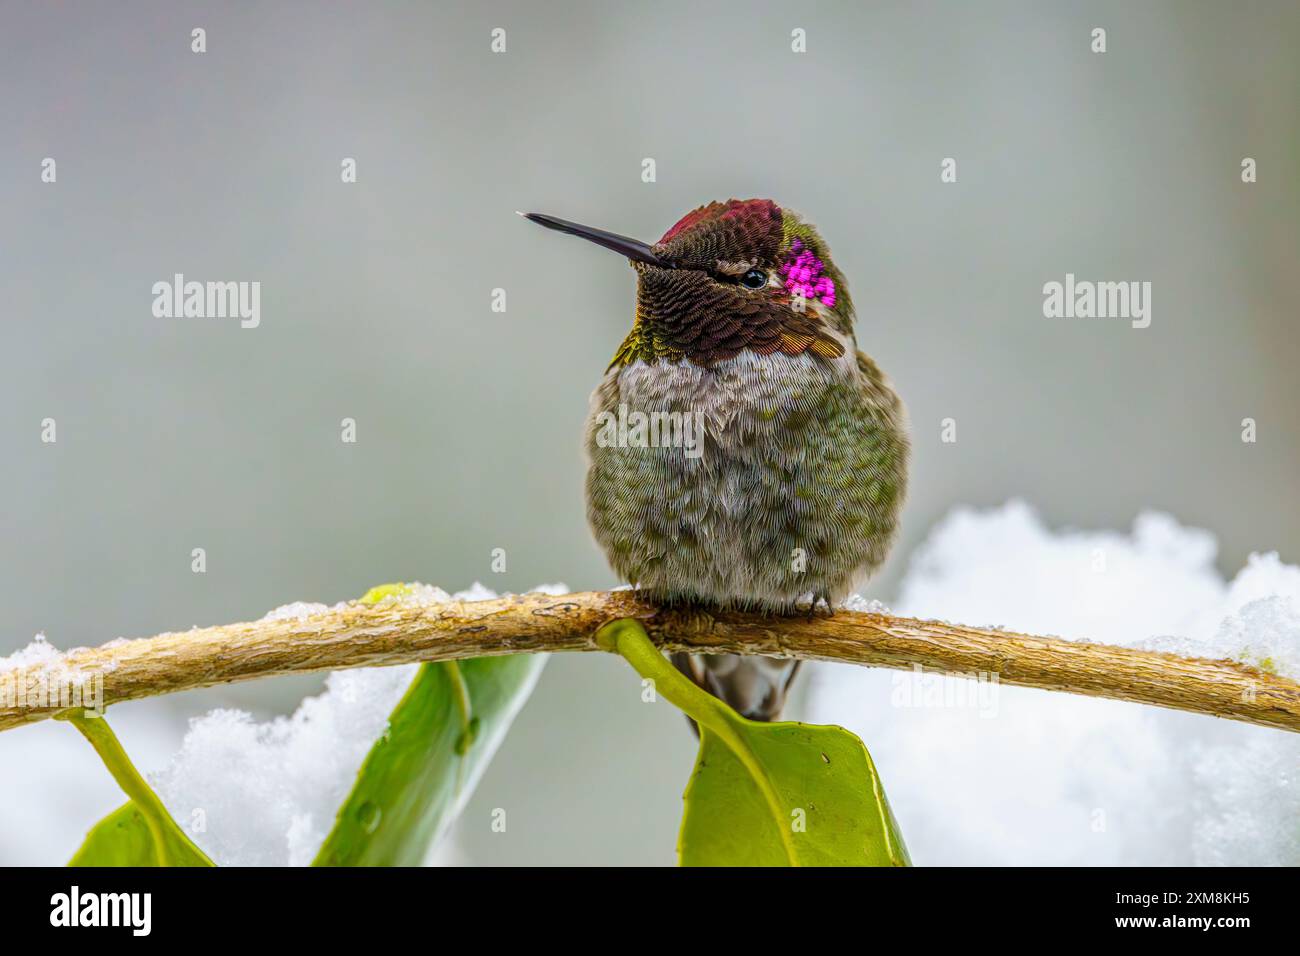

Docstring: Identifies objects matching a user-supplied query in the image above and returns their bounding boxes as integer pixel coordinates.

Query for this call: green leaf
[679,720,909,866]
[62,714,214,867]
[312,583,546,866]
[596,618,910,867]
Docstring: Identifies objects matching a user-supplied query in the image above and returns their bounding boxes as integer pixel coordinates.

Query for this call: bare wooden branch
[2,590,1296,734]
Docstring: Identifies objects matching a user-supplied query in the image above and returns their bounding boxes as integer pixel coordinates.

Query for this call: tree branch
[2,589,1296,734]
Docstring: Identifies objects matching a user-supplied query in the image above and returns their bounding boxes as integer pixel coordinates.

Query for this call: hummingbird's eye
[739,268,768,290]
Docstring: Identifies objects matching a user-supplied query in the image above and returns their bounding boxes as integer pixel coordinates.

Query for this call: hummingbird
[523,199,909,722]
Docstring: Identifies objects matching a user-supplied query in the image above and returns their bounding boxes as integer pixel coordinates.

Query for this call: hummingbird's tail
[670,652,802,725]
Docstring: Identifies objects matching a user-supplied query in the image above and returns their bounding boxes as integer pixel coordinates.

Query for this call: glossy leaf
[595,617,910,867]
[64,714,214,867]
[679,719,910,866]
[312,584,546,866]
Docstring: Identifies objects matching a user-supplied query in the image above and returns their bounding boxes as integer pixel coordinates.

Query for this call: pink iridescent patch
[779,239,836,308]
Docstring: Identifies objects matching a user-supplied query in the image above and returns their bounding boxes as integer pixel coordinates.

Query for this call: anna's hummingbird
[523,199,909,722]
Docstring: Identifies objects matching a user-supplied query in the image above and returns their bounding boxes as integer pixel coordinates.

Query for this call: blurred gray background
[1,0,1297,864]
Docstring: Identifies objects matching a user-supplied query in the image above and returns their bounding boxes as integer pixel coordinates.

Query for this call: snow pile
[0,632,107,719]
[149,582,562,866]
[154,664,421,866]
[812,501,1299,865]
[258,602,332,622]
[0,632,105,684]
[0,633,65,673]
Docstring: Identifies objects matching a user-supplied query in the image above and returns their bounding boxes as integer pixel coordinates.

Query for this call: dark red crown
[655,199,784,269]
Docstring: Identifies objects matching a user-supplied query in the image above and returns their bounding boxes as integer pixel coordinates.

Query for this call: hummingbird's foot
[797,591,833,620]
[802,590,834,619]
[817,591,835,617]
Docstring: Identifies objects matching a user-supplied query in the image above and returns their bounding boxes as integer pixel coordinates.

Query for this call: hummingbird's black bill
[519,212,672,268]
